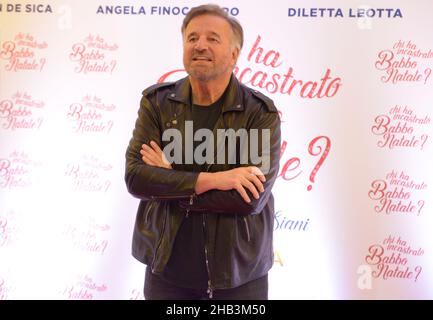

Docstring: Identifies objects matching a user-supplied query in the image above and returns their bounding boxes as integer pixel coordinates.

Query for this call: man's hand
[140,142,265,203]
[140,141,172,169]
[196,166,266,203]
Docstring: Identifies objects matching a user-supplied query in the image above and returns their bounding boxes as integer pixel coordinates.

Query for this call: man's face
[183,14,239,82]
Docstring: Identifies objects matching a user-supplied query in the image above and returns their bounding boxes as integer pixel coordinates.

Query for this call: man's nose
[194,38,208,51]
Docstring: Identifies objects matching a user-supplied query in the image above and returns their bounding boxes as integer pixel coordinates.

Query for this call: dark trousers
[144,267,268,300]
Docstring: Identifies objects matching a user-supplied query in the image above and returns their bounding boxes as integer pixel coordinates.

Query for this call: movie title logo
[368,170,427,215]
[66,94,115,134]
[61,216,110,255]
[0,32,47,72]
[64,155,112,193]
[0,151,41,189]
[159,35,343,99]
[364,235,424,282]
[61,274,107,300]
[278,136,331,191]
[69,34,118,75]
[371,105,430,150]
[0,91,45,131]
[375,40,433,84]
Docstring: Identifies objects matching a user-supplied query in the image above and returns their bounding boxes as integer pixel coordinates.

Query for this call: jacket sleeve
[179,107,281,216]
[125,93,199,201]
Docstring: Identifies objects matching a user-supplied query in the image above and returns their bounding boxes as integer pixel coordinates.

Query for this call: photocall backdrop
[0,0,432,299]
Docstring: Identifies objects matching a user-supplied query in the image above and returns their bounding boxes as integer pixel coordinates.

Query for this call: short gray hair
[181,4,244,50]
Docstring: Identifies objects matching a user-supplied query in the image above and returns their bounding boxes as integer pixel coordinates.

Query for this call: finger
[150,141,163,153]
[141,144,152,154]
[140,148,149,159]
[141,153,156,166]
[235,184,251,203]
[141,143,154,154]
[141,146,171,169]
[140,147,157,163]
[143,144,162,164]
[141,154,151,165]
[149,145,168,166]
[150,141,171,166]
[248,173,265,193]
[249,166,266,182]
[241,177,260,200]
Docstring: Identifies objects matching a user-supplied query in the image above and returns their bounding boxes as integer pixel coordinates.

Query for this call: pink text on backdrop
[371,105,430,150]
[158,35,343,99]
[375,40,432,84]
[279,135,331,191]
[0,33,47,72]
[0,91,45,130]
[364,236,424,282]
[69,34,118,74]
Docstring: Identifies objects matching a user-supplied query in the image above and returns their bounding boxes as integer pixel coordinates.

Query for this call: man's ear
[232,46,240,64]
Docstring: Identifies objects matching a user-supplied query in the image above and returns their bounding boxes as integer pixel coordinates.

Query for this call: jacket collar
[167,74,244,113]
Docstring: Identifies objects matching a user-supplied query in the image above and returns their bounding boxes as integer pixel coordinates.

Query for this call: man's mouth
[192,56,212,61]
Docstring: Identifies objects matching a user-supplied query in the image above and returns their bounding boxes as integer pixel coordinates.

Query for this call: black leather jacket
[125,74,281,291]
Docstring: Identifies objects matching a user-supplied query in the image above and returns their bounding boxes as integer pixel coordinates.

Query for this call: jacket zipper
[185,193,195,218]
[201,115,227,299]
[200,163,214,298]
[203,213,213,299]
[192,112,228,298]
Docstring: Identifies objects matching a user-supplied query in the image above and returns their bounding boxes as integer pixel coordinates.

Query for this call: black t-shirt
[161,96,222,289]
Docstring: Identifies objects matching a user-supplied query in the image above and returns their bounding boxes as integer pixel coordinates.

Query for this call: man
[125,4,281,300]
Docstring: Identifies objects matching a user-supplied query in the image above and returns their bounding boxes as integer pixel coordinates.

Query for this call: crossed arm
[125,95,280,215]
[140,140,266,204]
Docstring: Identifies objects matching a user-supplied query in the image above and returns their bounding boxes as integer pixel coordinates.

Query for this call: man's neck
[190,74,231,106]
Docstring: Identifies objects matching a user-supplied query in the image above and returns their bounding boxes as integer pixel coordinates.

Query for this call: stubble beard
[186,63,232,82]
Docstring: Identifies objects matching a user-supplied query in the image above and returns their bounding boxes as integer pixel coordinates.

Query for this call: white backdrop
[0,0,432,299]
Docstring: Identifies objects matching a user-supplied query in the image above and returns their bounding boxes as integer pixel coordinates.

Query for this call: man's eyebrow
[186,31,222,39]
[186,32,198,39]
[208,31,221,39]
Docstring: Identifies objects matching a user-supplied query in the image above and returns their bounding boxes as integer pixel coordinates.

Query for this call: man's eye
[188,37,197,42]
